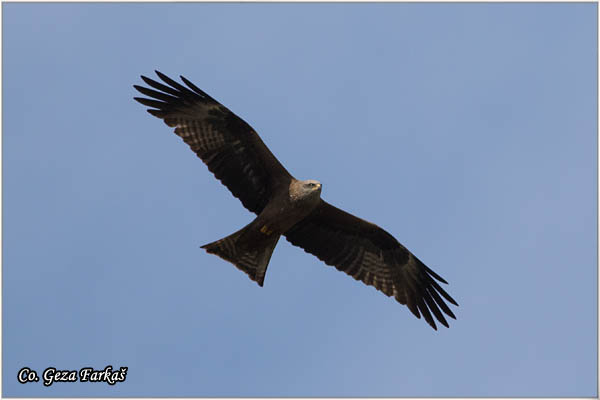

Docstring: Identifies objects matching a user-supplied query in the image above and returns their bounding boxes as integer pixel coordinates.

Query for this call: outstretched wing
[134,71,292,215]
[285,200,458,330]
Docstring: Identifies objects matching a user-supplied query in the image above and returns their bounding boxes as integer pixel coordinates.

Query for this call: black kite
[134,71,458,330]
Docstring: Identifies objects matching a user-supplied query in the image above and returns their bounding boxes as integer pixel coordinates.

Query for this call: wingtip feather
[424,264,449,284]
[155,70,171,83]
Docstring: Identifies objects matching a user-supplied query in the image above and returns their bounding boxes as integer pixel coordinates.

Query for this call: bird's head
[290,179,322,203]
[302,179,322,196]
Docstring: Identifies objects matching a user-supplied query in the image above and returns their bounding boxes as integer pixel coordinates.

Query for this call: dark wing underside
[134,71,292,214]
[285,200,458,330]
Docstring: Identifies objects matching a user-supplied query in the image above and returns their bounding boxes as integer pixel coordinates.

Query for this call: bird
[133,71,458,330]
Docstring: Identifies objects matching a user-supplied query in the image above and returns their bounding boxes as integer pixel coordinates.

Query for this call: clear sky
[3,2,597,397]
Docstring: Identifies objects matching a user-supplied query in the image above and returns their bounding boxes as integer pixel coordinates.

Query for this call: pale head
[302,179,322,192]
[290,179,322,203]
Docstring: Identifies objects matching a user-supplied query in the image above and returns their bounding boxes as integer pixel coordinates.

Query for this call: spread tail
[201,225,280,286]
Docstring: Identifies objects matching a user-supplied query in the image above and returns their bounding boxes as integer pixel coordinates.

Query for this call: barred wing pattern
[134,71,292,215]
[285,200,458,330]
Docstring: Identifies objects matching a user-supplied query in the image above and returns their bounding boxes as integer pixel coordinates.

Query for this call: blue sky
[3,2,597,397]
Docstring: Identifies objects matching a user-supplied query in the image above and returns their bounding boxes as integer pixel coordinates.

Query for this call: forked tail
[201,225,280,286]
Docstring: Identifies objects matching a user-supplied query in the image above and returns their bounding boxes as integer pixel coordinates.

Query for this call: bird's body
[257,179,323,235]
[202,178,323,285]
[134,71,458,330]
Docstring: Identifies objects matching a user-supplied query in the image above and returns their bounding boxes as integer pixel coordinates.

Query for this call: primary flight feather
[134,71,458,330]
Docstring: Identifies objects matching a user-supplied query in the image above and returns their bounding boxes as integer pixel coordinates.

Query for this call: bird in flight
[134,71,458,330]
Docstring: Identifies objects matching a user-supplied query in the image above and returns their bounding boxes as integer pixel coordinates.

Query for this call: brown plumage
[134,71,458,330]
